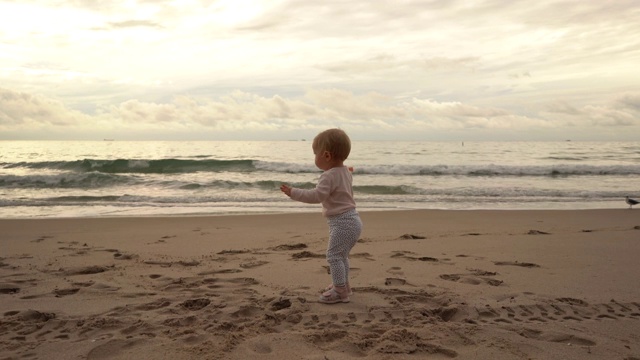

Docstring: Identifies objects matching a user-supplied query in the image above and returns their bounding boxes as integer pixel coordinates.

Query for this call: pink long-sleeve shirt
[290,166,356,217]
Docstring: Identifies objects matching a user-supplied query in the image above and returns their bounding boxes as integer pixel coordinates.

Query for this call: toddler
[280,128,362,304]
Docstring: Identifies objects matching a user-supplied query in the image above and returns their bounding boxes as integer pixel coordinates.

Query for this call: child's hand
[280,184,292,197]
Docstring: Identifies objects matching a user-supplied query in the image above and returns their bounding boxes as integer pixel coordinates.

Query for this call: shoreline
[1,209,639,359]
[0,203,633,220]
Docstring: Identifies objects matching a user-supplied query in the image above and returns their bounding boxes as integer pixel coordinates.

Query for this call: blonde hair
[312,128,351,161]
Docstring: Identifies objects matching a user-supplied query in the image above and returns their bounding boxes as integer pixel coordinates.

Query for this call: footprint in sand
[270,298,292,311]
[300,313,458,357]
[557,297,589,306]
[384,277,407,286]
[516,328,596,346]
[391,251,439,262]
[14,309,56,322]
[440,274,461,282]
[31,235,53,243]
[468,268,498,276]
[527,229,550,235]
[351,252,375,260]
[0,283,20,294]
[217,249,251,255]
[439,270,503,286]
[135,298,172,311]
[62,265,111,276]
[455,254,486,261]
[270,243,307,251]
[291,251,324,259]
[198,268,242,275]
[398,234,426,239]
[240,260,269,269]
[72,280,95,287]
[113,252,137,260]
[143,260,200,267]
[440,274,503,286]
[391,250,417,258]
[180,298,211,311]
[87,339,145,360]
[494,261,540,268]
[54,288,80,297]
[386,267,404,276]
[469,299,640,325]
[247,340,273,354]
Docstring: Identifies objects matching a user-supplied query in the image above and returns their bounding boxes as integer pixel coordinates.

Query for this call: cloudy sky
[1,0,639,141]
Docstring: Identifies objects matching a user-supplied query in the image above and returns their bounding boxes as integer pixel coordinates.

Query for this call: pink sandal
[323,283,353,296]
[319,288,350,304]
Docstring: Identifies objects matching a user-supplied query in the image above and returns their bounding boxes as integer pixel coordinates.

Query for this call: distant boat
[103,139,114,141]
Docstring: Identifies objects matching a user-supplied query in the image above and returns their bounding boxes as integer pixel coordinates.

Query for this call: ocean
[1,140,639,218]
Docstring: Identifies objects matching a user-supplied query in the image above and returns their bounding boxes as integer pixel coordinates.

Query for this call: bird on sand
[626,196,639,209]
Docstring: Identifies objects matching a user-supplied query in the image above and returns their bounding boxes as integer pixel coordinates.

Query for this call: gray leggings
[326,209,363,287]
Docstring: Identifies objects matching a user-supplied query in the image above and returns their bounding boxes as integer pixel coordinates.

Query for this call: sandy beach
[1,210,639,359]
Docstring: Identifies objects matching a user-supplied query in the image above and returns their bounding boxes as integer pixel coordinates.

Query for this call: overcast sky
[1,0,639,141]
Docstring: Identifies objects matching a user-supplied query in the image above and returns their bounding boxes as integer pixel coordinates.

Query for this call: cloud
[107,20,163,29]
[5,86,636,140]
[319,55,480,78]
[541,92,640,128]
[0,88,87,127]
[581,105,637,127]
[1,1,639,140]
[615,93,640,111]
[545,101,582,115]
